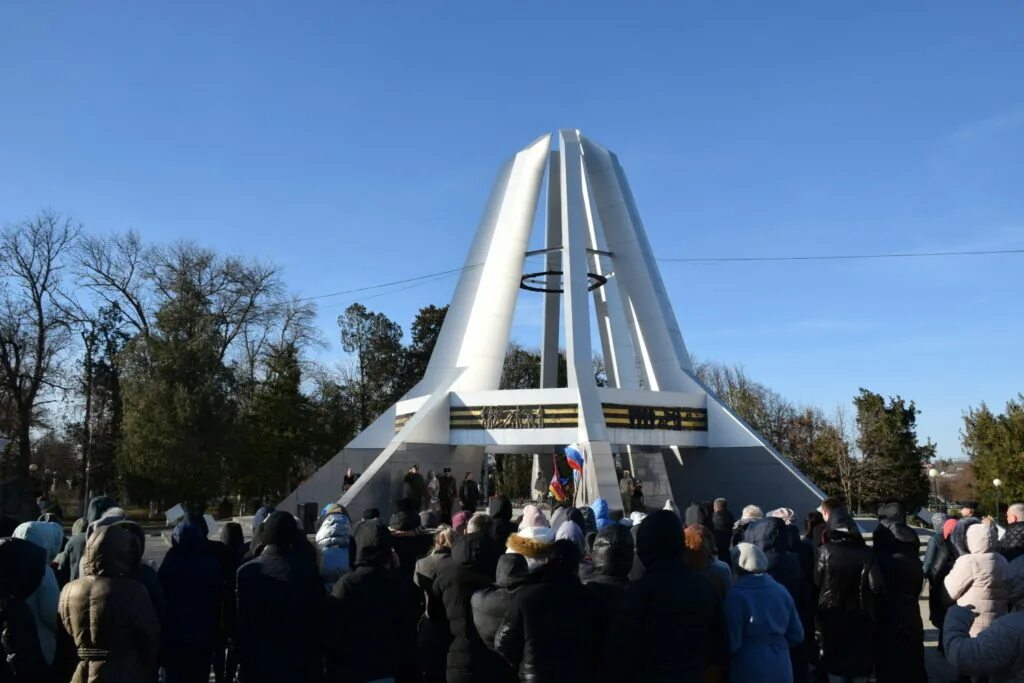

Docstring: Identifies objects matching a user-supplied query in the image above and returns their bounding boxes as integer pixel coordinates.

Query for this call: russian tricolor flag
[564,443,585,473]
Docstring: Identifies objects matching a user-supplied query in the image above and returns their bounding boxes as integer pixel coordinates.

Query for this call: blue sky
[2,2,1022,459]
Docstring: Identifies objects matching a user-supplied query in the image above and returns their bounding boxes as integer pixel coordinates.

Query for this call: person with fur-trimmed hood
[506,526,555,573]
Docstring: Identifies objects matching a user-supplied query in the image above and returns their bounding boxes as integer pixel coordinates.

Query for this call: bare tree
[75,230,152,337]
[0,212,78,475]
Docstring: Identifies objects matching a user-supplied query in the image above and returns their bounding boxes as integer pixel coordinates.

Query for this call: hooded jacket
[61,496,117,583]
[158,513,225,664]
[951,517,981,557]
[236,512,324,683]
[113,521,166,637]
[725,572,804,683]
[489,496,515,551]
[554,520,585,555]
[613,510,729,682]
[0,537,51,683]
[12,522,63,666]
[814,508,882,678]
[435,532,498,683]
[315,513,351,590]
[945,523,1009,636]
[591,498,613,530]
[471,554,529,683]
[711,508,736,565]
[494,541,599,683]
[327,519,421,683]
[943,606,1024,683]
[872,504,927,682]
[58,525,160,683]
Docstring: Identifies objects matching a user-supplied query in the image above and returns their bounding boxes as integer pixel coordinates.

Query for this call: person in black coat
[710,498,735,565]
[744,517,812,683]
[814,504,883,682]
[0,538,51,683]
[434,531,498,683]
[494,540,600,683]
[872,503,926,683]
[236,512,324,683]
[389,500,433,583]
[488,496,515,552]
[458,473,480,512]
[214,522,246,683]
[470,554,529,683]
[583,524,634,604]
[999,503,1024,561]
[158,513,225,683]
[326,518,421,683]
[611,510,729,683]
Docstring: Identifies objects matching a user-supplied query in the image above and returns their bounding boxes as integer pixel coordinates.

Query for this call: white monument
[280,130,824,520]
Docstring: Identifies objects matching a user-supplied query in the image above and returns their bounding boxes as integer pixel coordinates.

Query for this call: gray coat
[944,606,1024,683]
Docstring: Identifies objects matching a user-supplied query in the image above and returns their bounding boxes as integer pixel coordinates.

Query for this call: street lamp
[994,478,1002,521]
[928,468,939,510]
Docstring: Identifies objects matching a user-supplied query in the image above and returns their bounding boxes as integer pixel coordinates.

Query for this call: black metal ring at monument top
[519,270,608,293]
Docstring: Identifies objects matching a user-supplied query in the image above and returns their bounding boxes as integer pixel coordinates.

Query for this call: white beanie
[732,542,767,574]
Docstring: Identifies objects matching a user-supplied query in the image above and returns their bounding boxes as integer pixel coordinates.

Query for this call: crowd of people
[0,489,1023,682]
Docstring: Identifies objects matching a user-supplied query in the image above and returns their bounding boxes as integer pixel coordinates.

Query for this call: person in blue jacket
[726,542,804,683]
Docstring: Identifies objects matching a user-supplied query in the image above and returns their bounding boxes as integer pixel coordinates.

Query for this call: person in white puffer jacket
[944,522,1009,636]
[316,512,352,591]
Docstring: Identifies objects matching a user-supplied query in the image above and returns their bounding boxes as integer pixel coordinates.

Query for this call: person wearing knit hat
[518,505,549,531]
[452,510,471,535]
[725,542,803,683]
[506,525,555,572]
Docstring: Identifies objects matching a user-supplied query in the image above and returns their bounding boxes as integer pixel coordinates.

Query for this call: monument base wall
[661,446,823,519]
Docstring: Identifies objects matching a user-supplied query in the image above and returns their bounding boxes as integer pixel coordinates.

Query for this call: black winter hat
[591,524,634,579]
[354,519,392,567]
[636,510,684,567]
[261,511,300,550]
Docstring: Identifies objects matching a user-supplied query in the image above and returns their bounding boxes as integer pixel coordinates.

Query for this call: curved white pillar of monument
[579,135,696,394]
[412,133,550,396]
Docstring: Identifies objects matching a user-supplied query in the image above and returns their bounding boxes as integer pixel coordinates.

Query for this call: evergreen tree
[119,282,236,507]
[854,388,933,509]
[337,303,404,430]
[962,395,1024,512]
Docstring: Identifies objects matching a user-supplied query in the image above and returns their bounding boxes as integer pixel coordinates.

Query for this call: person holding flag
[549,452,568,503]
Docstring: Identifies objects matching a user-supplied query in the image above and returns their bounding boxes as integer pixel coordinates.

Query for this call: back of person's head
[636,509,684,568]
[432,525,454,553]
[0,538,45,599]
[804,511,824,536]
[683,525,712,570]
[467,512,493,535]
[419,510,439,529]
[713,498,728,512]
[172,512,209,550]
[546,539,582,580]
[495,552,529,588]
[732,542,768,575]
[741,505,763,520]
[261,511,300,551]
[362,508,380,521]
[1006,503,1024,522]
[220,521,245,548]
[316,513,351,548]
[820,497,842,516]
[684,503,709,527]
[452,510,471,534]
[83,524,137,578]
[519,505,549,531]
[354,519,393,567]
[453,530,497,575]
[591,524,635,579]
[13,521,64,563]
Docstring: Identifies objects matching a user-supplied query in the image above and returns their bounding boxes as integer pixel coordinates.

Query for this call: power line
[656,248,1024,263]
[293,247,1024,307]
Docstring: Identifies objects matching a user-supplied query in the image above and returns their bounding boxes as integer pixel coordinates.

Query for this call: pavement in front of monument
[140,517,961,683]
